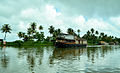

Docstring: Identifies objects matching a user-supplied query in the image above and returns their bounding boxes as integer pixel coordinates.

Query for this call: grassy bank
[6,41,54,47]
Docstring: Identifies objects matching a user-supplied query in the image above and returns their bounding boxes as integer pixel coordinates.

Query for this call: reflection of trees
[51,47,87,63]
[17,46,44,73]
[27,49,35,72]
[0,46,9,68]
[87,46,119,63]
[51,46,119,64]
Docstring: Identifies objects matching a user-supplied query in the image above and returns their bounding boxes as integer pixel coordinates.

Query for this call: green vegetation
[0,22,120,46]
[6,40,53,47]
[1,24,12,40]
[82,28,119,44]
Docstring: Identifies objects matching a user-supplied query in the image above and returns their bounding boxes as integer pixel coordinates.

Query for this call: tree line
[0,23,120,44]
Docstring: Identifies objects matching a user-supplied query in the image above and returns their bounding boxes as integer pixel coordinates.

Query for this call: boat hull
[55,42,87,48]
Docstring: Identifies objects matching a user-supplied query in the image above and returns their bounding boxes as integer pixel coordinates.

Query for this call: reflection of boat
[52,47,87,59]
[55,33,87,48]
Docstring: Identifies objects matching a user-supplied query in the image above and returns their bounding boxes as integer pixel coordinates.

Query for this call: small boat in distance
[55,33,87,48]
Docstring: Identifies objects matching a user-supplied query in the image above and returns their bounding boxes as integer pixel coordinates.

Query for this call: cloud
[74,16,120,37]
[110,16,120,26]
[0,0,120,41]
[51,0,120,18]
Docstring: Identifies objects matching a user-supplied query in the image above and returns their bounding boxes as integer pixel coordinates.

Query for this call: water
[0,45,120,73]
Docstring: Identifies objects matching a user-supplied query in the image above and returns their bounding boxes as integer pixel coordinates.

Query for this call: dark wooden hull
[55,42,87,48]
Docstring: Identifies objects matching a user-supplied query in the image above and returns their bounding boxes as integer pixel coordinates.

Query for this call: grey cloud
[50,0,120,18]
[0,0,120,41]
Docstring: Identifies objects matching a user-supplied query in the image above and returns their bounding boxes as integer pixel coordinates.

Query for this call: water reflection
[52,47,86,59]
[0,45,120,73]
[52,46,118,64]
[0,46,9,68]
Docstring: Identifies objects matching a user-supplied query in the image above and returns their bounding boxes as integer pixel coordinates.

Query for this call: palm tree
[39,25,43,33]
[1,24,12,40]
[77,29,80,37]
[95,31,99,44]
[91,28,94,34]
[18,32,23,39]
[100,32,104,40]
[90,28,95,45]
[100,32,104,37]
[30,22,37,39]
[57,28,61,34]
[87,30,90,35]
[18,32,25,40]
[27,28,32,37]
[95,31,99,36]
[53,29,61,38]
[67,28,74,35]
[48,26,55,37]
[31,22,37,31]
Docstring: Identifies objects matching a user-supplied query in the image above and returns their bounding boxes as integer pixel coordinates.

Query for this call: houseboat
[55,33,87,48]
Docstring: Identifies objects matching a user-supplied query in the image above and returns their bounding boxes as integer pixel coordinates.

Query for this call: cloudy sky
[0,0,120,41]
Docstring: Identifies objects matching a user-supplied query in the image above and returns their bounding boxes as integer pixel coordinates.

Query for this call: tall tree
[90,28,95,45]
[67,28,74,35]
[100,32,104,37]
[57,28,61,34]
[1,24,12,40]
[53,29,61,38]
[27,28,32,37]
[91,28,94,34]
[18,32,25,40]
[95,31,99,35]
[30,22,37,39]
[77,29,80,37]
[87,30,90,35]
[48,26,55,37]
[39,25,43,33]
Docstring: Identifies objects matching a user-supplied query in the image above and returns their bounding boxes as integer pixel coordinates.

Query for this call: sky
[0,0,120,41]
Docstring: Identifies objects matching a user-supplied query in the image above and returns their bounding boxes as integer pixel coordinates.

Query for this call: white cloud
[110,16,120,26]
[74,16,120,37]
[1,1,120,41]
[75,15,86,25]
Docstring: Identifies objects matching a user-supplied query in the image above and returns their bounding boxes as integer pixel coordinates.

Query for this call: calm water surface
[0,45,120,73]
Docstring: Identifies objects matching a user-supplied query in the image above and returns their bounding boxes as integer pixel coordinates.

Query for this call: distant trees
[53,28,61,38]
[1,24,12,40]
[67,28,74,35]
[48,26,55,37]
[0,22,119,44]
[18,32,25,40]
[18,22,44,42]
[83,28,118,44]
[39,25,43,33]
[15,22,119,44]
[77,29,80,37]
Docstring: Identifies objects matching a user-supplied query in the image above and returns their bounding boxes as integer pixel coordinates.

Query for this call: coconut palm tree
[95,31,99,43]
[30,22,37,39]
[27,28,32,37]
[91,28,94,34]
[57,28,61,34]
[18,32,25,40]
[67,28,74,35]
[31,22,37,31]
[39,25,43,33]
[90,28,95,45]
[48,26,55,37]
[77,29,80,37]
[95,31,99,36]
[100,32,104,37]
[53,29,61,38]
[1,24,12,40]
[87,30,90,35]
